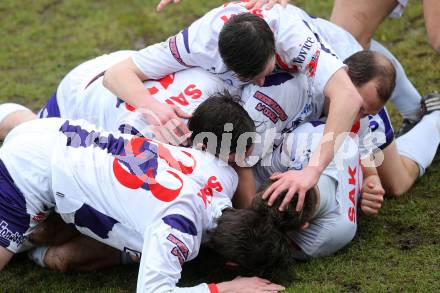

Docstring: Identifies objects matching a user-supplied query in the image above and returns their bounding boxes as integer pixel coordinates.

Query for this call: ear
[300,222,310,230]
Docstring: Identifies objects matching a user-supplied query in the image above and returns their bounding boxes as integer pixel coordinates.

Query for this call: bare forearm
[309,87,361,174]
[103,58,154,109]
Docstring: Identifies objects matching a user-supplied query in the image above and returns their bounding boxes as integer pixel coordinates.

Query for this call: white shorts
[0,118,63,253]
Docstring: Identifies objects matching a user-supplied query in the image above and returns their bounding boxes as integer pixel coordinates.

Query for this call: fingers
[293,188,305,212]
[361,205,379,216]
[156,0,179,12]
[269,172,283,180]
[263,179,283,204]
[278,186,297,211]
[362,192,384,203]
[173,106,192,119]
[245,0,261,9]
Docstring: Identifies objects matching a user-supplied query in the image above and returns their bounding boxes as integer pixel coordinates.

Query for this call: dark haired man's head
[219,13,276,86]
[188,91,256,162]
[207,184,318,274]
[344,50,396,118]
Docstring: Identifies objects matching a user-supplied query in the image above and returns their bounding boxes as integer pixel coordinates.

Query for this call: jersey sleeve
[137,220,212,293]
[265,6,345,95]
[132,4,240,80]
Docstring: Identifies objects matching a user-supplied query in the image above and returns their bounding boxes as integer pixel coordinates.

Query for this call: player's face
[356,79,386,120]
[238,55,276,86]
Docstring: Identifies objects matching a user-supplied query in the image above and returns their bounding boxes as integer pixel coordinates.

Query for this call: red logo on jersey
[347,166,357,223]
[197,176,224,207]
[306,49,320,78]
[122,74,176,112]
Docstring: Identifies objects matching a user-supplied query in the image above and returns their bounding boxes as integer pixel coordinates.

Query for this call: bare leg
[375,141,420,197]
[330,0,398,49]
[0,110,36,140]
[29,214,79,246]
[0,247,14,271]
[43,234,121,272]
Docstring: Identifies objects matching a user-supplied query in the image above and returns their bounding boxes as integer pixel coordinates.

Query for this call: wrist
[304,165,322,179]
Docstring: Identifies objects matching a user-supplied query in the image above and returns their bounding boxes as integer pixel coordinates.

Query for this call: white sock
[396,111,440,176]
[0,103,31,125]
[27,246,49,268]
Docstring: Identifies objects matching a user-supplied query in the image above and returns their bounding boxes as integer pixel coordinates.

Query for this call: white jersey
[254,122,362,258]
[133,2,344,93]
[44,50,236,137]
[241,72,322,161]
[2,118,238,292]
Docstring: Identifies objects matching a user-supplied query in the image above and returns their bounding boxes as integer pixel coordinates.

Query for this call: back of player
[40,50,237,136]
[47,118,238,257]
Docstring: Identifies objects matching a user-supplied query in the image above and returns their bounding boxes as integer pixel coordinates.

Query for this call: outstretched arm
[263,68,362,211]
[137,222,284,292]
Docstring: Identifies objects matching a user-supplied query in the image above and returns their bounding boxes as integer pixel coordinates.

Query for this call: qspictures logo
[0,220,25,245]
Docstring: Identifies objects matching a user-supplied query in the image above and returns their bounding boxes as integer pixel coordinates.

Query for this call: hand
[361,175,384,216]
[244,0,289,10]
[156,0,180,12]
[217,276,285,293]
[138,100,191,145]
[262,166,320,212]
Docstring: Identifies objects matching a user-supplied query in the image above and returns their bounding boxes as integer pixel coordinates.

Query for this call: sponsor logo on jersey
[292,36,316,67]
[0,220,25,246]
[254,91,288,124]
[197,176,223,207]
[167,233,189,266]
[347,166,358,223]
[169,36,189,67]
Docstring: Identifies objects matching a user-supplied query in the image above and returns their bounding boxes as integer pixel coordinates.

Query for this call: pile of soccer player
[1,0,439,292]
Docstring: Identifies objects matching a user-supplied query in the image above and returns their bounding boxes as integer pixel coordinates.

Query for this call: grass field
[0,0,439,292]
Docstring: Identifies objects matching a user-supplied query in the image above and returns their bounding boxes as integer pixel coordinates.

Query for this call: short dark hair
[344,50,396,103]
[219,13,275,80]
[188,90,256,156]
[207,185,318,274]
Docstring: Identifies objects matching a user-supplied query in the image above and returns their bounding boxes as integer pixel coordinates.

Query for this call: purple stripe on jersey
[118,124,141,136]
[263,72,294,87]
[59,120,126,156]
[377,108,394,149]
[309,120,325,127]
[74,203,119,239]
[39,92,61,118]
[162,214,197,236]
[182,28,191,53]
[0,160,29,248]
